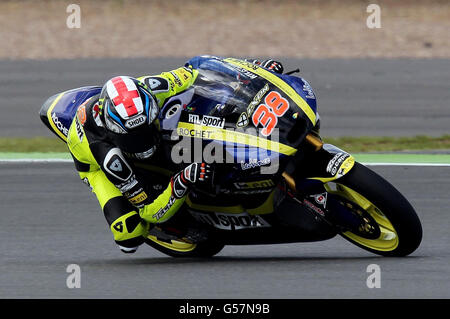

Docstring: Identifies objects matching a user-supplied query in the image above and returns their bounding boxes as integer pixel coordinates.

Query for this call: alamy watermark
[366,264,381,288]
[366,4,381,29]
[66,4,81,29]
[66,264,81,289]
[170,126,282,175]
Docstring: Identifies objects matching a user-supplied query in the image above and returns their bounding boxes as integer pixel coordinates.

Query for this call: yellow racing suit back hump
[62,66,198,250]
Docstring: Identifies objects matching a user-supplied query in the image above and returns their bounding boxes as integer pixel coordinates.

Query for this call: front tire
[326,162,422,257]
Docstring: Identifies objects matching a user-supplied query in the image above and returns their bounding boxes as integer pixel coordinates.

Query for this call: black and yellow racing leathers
[67,66,198,252]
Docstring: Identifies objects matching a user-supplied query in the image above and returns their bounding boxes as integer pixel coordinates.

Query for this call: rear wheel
[145,235,225,258]
[325,162,422,257]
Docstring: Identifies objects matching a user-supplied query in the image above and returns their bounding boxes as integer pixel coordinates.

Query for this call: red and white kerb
[106,76,143,119]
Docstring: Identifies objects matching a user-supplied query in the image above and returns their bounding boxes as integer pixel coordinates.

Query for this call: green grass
[0,137,68,153]
[322,135,450,153]
[0,135,449,153]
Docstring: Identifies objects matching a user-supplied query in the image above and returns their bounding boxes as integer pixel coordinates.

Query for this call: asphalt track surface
[1,57,449,138]
[1,162,449,299]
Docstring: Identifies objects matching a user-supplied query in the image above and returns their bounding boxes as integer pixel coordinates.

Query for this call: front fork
[281,134,358,229]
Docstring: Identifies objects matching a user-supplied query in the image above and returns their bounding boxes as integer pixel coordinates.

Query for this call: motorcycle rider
[66,56,285,253]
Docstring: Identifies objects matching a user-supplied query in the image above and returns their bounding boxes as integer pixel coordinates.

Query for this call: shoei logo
[125,115,146,129]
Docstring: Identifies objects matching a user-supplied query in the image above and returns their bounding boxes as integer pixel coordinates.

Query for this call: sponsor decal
[170,71,183,87]
[109,159,122,172]
[302,80,316,99]
[187,113,225,128]
[177,126,214,139]
[129,191,148,206]
[233,66,258,79]
[234,179,275,189]
[190,211,271,230]
[152,196,176,221]
[232,189,274,195]
[236,112,249,128]
[125,114,146,129]
[123,187,143,201]
[178,67,192,80]
[247,83,270,117]
[92,102,103,127]
[303,199,325,217]
[75,117,84,142]
[314,193,327,207]
[76,105,87,125]
[118,175,138,193]
[168,78,175,91]
[113,221,124,233]
[326,152,350,176]
[240,158,271,170]
[103,148,133,182]
[252,90,290,137]
[51,112,69,137]
[143,76,170,93]
[227,58,259,71]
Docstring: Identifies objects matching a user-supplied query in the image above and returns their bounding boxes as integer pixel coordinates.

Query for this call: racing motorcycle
[40,56,422,258]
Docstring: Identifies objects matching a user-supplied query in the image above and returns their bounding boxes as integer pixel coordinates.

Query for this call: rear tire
[145,236,225,258]
[329,162,422,257]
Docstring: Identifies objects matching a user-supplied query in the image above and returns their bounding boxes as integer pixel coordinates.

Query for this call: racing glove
[260,59,284,74]
[172,163,213,198]
[245,58,284,74]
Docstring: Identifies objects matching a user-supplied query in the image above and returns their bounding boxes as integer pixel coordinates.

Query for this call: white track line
[0,159,72,163]
[361,162,450,167]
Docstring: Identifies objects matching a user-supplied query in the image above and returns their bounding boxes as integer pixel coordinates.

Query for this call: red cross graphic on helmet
[111,77,141,117]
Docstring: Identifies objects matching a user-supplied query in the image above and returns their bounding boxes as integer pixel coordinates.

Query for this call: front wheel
[325,162,422,257]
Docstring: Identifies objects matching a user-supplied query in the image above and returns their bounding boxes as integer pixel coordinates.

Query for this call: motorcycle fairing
[164,57,322,176]
[170,56,329,215]
[223,58,318,126]
[187,56,318,125]
[185,56,317,142]
[39,86,102,142]
[186,188,276,215]
[176,119,297,156]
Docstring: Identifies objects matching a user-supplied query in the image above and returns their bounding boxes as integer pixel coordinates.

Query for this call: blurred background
[0,0,449,140]
[1,0,449,59]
